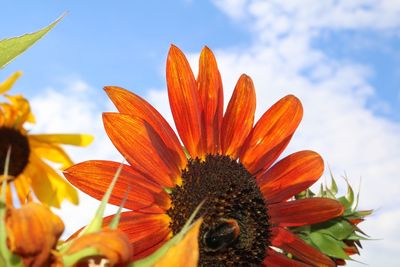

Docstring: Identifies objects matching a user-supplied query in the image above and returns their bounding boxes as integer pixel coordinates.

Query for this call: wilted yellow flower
[5,202,64,267]
[0,72,93,207]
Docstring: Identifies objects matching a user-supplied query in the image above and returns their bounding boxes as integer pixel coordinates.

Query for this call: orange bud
[66,228,132,267]
[5,202,64,267]
[153,219,202,267]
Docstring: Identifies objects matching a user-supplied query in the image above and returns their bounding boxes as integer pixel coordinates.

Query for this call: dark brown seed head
[0,127,30,178]
[167,154,270,266]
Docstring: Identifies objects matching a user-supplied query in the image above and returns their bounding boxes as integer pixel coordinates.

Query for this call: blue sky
[1,0,250,98]
[313,29,400,121]
[1,1,399,122]
[2,1,400,266]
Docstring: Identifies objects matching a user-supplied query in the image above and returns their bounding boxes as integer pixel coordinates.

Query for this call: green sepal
[0,148,23,266]
[329,168,338,195]
[182,146,190,159]
[294,172,372,262]
[311,219,355,241]
[109,186,130,229]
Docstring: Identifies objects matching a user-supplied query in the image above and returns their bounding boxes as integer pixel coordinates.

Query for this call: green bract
[293,171,372,263]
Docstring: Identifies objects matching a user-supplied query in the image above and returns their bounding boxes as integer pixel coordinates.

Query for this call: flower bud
[5,202,64,267]
[66,228,132,267]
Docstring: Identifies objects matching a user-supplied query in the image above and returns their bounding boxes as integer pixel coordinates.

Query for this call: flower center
[167,154,270,266]
[0,127,30,178]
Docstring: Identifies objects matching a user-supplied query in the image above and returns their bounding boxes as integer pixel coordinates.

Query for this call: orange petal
[167,45,203,158]
[221,74,256,159]
[64,160,170,213]
[197,46,223,155]
[240,95,303,174]
[103,113,184,187]
[258,151,324,204]
[264,248,309,267]
[104,86,186,169]
[103,212,171,261]
[271,227,335,266]
[269,198,344,227]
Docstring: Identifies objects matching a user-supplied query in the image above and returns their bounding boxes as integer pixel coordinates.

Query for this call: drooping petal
[103,113,183,187]
[197,46,223,155]
[240,95,303,174]
[29,137,73,168]
[29,134,94,147]
[64,160,170,213]
[221,74,256,159]
[29,152,79,208]
[104,86,186,168]
[271,227,335,266]
[103,212,171,261]
[0,71,22,94]
[4,94,34,126]
[269,198,344,227]
[166,45,203,158]
[13,174,32,204]
[258,151,324,204]
[263,248,309,267]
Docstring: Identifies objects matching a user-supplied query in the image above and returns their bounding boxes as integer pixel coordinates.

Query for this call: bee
[203,218,240,251]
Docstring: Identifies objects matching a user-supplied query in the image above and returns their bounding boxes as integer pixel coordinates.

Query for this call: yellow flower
[0,72,94,207]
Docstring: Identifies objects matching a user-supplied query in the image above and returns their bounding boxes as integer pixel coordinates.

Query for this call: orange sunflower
[65,45,344,266]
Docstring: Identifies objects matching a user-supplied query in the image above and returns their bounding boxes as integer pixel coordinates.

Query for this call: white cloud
[146,1,400,265]
[30,80,121,237]
[25,1,400,264]
[214,0,400,42]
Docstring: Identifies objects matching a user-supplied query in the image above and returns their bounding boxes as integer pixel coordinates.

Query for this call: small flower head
[5,202,64,267]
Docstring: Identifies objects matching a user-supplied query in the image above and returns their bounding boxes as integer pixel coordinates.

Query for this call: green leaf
[309,232,351,260]
[0,14,64,69]
[312,219,355,240]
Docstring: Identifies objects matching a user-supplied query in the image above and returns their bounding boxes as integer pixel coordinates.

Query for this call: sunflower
[0,72,93,208]
[65,45,344,266]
